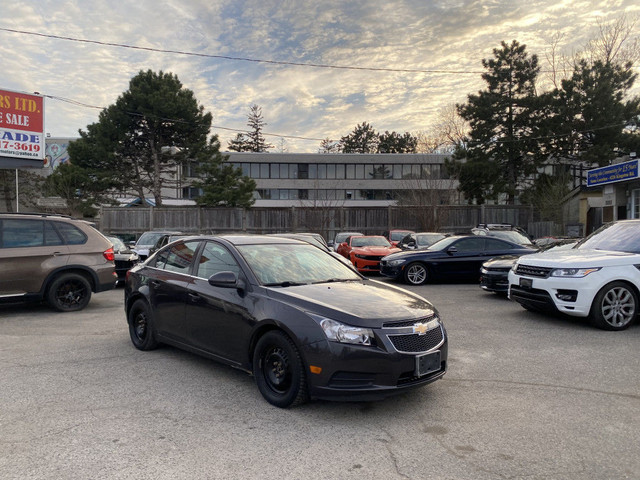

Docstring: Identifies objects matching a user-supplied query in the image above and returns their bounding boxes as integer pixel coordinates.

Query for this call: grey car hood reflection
[265,280,436,326]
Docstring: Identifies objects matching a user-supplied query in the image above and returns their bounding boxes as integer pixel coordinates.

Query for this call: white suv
[508,220,640,331]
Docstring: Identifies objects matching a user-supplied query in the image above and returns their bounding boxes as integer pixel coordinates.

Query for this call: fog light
[556,289,578,302]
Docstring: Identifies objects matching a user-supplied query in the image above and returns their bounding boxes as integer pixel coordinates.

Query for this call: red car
[337,235,401,273]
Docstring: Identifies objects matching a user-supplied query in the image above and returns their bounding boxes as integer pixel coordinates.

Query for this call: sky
[1,1,638,153]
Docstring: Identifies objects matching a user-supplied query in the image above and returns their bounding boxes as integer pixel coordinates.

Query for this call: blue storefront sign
[587,159,639,187]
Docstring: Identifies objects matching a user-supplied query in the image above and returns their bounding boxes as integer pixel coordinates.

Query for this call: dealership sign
[587,159,639,187]
[0,88,44,168]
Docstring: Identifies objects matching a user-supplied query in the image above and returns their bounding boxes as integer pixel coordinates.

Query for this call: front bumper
[480,268,510,293]
[379,262,404,280]
[508,272,598,317]
[303,323,448,401]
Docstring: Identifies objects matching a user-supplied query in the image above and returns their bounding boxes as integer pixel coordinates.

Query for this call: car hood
[266,280,437,327]
[517,248,640,267]
[483,255,520,268]
[352,246,400,255]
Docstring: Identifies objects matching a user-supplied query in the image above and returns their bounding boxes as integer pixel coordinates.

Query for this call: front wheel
[46,273,92,312]
[589,282,638,331]
[253,331,309,408]
[404,262,428,285]
[128,299,159,350]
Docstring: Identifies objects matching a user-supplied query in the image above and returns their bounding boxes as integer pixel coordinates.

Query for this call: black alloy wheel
[128,299,159,350]
[253,331,308,408]
[47,273,92,312]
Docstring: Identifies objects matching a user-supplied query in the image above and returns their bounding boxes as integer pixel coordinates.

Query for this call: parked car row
[4,215,640,410]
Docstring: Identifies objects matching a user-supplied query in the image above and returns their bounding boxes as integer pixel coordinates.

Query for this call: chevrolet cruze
[124,235,447,407]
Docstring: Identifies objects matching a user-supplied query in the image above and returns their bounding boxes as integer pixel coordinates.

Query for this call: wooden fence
[99,204,552,241]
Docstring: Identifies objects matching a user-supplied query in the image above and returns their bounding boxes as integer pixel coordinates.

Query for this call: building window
[298,164,308,179]
[281,164,290,179]
[355,164,364,179]
[393,164,403,179]
[346,164,355,179]
[336,164,345,179]
[327,164,336,179]
[318,164,327,179]
[251,164,260,178]
[632,189,640,219]
[260,164,269,178]
[271,164,280,179]
[309,164,317,179]
[298,189,308,199]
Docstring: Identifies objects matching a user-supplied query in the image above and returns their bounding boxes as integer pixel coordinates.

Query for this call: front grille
[383,316,436,328]
[388,326,444,353]
[515,264,553,278]
[355,255,384,261]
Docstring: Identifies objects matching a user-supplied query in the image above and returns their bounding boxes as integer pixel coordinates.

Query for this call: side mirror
[208,271,245,291]
[447,246,458,254]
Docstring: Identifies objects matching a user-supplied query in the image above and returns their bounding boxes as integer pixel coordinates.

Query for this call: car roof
[178,234,308,246]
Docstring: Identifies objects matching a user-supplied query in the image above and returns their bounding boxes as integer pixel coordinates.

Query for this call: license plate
[519,277,533,288]
[415,351,441,377]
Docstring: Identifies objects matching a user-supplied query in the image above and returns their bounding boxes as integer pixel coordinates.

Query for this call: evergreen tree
[547,59,639,165]
[451,40,545,204]
[245,104,273,152]
[68,70,213,206]
[191,138,256,208]
[377,131,418,153]
[340,122,379,153]
[227,133,251,152]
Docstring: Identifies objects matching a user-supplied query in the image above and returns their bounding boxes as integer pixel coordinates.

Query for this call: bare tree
[394,171,459,231]
[543,14,639,88]
[416,104,468,154]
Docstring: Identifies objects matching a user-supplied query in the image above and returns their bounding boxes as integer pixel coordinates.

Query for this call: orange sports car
[337,235,401,273]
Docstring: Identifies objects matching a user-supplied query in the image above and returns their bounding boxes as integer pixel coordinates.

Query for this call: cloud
[1,0,637,152]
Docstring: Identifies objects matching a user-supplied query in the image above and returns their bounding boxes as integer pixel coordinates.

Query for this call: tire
[589,281,638,331]
[128,299,159,350]
[404,262,428,285]
[46,273,92,312]
[253,331,309,408]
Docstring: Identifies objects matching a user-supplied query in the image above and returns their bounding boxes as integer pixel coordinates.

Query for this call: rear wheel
[128,299,159,350]
[46,273,92,312]
[253,331,308,408]
[404,262,428,285]
[589,282,638,331]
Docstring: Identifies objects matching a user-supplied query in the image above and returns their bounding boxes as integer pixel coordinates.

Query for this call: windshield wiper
[311,278,356,284]
[263,281,308,287]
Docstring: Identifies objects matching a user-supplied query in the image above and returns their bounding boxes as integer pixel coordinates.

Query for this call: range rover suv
[0,213,117,311]
[508,220,640,331]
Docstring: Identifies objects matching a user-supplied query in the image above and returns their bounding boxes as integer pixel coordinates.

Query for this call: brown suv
[0,213,117,311]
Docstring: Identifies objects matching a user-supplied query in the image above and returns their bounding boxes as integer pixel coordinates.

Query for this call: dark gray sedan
[125,235,447,408]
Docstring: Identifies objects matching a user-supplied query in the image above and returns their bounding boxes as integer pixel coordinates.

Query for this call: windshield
[576,222,640,253]
[137,232,168,246]
[238,243,361,285]
[416,233,445,246]
[487,230,533,246]
[390,231,412,241]
[351,236,391,247]
[107,236,126,251]
[335,232,362,244]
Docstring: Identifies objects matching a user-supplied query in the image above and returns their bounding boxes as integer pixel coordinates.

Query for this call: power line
[45,94,326,142]
[0,27,486,75]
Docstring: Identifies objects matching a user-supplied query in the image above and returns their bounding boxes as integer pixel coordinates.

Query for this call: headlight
[550,267,601,278]
[386,258,406,267]
[511,263,518,273]
[315,317,374,346]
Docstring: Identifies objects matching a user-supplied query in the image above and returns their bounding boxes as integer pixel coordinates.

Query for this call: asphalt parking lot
[1,281,639,480]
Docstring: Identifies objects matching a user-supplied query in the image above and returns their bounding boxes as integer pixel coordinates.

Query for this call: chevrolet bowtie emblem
[413,322,430,335]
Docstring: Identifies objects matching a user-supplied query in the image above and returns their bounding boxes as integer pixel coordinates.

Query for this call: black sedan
[380,235,537,285]
[124,235,447,408]
[479,240,577,294]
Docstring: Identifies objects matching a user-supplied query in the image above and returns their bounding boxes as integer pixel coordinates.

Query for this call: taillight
[103,247,115,262]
